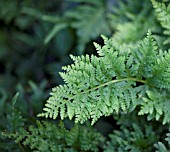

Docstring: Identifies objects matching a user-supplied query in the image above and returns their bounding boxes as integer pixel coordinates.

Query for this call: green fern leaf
[39,31,170,125]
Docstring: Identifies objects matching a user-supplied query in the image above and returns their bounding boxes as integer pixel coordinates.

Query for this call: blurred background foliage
[0,0,170,151]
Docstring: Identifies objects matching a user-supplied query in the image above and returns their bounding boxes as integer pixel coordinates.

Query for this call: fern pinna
[39,30,170,125]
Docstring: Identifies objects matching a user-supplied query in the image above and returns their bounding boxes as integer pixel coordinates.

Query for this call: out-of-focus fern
[110,0,159,47]
[39,30,170,125]
[104,123,158,152]
[3,121,104,152]
[6,93,25,132]
[151,0,170,44]
[155,129,170,152]
[41,0,111,53]
[64,0,110,52]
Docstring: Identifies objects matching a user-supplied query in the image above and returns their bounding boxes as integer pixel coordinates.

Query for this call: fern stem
[60,77,147,104]
[59,77,147,106]
[83,78,147,94]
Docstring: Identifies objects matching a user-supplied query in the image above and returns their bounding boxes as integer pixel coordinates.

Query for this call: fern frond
[3,121,104,152]
[39,31,170,125]
[151,0,170,44]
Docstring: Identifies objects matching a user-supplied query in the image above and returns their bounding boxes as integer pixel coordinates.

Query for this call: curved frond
[39,31,170,125]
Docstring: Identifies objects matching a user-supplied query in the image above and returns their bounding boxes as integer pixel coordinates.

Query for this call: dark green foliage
[104,123,158,152]
[6,93,25,132]
[0,93,25,151]
[42,0,112,53]
[3,121,104,152]
[155,129,170,151]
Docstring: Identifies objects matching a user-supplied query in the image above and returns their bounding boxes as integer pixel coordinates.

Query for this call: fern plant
[39,30,170,126]
[2,0,170,151]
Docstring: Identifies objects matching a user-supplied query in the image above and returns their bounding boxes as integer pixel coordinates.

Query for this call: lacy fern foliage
[39,30,170,125]
[139,90,170,124]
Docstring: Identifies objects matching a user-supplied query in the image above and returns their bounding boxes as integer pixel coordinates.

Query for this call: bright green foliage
[151,0,170,44]
[3,121,104,152]
[155,130,170,152]
[39,30,170,125]
[104,123,158,152]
